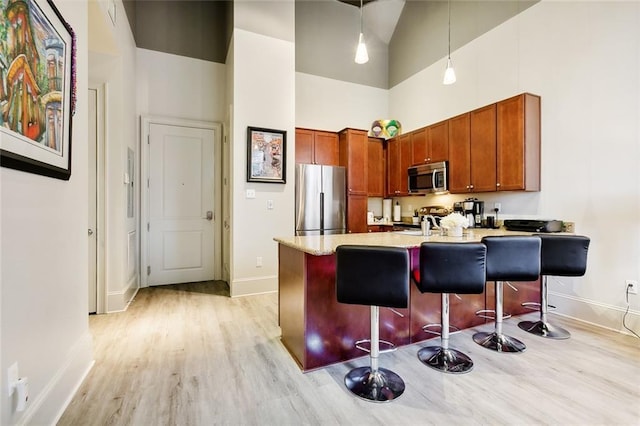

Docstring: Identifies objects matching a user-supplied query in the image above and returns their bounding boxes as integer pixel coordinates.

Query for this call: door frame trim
[89,83,107,314]
[140,116,223,287]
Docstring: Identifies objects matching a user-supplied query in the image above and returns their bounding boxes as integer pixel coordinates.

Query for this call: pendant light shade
[443,0,456,85]
[355,33,369,64]
[443,58,456,85]
[355,0,369,64]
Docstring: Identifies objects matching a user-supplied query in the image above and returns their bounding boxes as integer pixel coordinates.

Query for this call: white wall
[389,0,640,333]
[296,72,389,131]
[0,1,93,423]
[136,49,227,122]
[231,27,295,297]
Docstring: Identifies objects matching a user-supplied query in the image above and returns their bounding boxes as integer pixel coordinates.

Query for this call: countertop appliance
[408,161,448,194]
[504,219,563,233]
[473,200,484,227]
[295,164,346,236]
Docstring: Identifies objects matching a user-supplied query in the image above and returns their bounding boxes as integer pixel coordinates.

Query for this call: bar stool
[414,242,487,373]
[518,234,590,339]
[473,236,541,353]
[336,245,410,402]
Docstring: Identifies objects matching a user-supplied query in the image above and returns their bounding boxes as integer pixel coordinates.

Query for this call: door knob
[88,229,94,235]
[206,211,213,221]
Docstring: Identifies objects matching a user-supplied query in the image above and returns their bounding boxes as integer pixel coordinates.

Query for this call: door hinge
[147,135,150,144]
[147,222,150,231]
[147,178,149,188]
[147,266,151,275]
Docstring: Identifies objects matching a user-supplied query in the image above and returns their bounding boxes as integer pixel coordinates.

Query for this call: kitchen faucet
[423,215,440,229]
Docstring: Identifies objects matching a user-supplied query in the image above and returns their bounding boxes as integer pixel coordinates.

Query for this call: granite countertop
[274,228,532,256]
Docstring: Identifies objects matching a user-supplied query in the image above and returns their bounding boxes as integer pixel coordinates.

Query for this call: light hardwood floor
[59,281,639,425]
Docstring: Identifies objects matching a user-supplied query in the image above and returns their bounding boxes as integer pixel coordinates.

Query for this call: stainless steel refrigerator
[295,164,346,236]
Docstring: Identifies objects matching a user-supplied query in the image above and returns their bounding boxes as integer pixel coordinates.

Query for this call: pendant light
[443,0,456,85]
[355,0,369,64]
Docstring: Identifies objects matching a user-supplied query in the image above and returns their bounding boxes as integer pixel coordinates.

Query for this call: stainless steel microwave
[408,161,448,194]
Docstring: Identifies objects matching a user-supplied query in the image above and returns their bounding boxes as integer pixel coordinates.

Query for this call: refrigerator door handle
[319,192,325,231]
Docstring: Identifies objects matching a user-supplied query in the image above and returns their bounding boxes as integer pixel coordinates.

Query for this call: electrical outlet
[626,280,638,295]
[563,222,575,233]
[256,257,263,267]
[494,202,501,212]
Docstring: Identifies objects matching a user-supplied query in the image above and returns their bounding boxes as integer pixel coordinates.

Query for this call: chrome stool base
[473,331,526,353]
[344,367,405,402]
[518,320,571,339]
[417,346,474,374]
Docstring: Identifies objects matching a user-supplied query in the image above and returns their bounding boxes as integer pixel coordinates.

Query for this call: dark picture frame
[0,0,76,180]
[247,126,286,184]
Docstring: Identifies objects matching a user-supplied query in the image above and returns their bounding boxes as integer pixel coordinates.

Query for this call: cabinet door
[429,120,449,162]
[470,104,497,192]
[386,137,401,196]
[497,93,540,191]
[295,128,314,164]
[314,131,340,166]
[398,134,413,195]
[448,113,471,193]
[340,129,368,195]
[367,137,385,196]
[411,128,428,164]
[347,195,368,233]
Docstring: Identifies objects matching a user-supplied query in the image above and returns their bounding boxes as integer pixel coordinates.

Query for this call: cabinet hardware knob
[496,183,501,187]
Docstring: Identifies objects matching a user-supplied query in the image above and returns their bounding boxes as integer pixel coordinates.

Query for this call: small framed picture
[247,126,286,184]
[0,0,76,180]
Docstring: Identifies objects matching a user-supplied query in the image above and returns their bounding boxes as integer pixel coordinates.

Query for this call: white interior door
[88,88,97,313]
[148,124,215,285]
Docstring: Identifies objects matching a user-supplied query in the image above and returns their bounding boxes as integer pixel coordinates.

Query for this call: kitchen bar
[274,229,541,371]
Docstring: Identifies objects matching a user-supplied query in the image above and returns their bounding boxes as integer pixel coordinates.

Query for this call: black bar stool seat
[336,245,409,403]
[415,242,487,374]
[518,234,590,339]
[473,236,541,353]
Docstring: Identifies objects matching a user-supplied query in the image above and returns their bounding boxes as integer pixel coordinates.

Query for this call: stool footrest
[421,323,461,337]
[474,309,511,320]
[355,339,397,354]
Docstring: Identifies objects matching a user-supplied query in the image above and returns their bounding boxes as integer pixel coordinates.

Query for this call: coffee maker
[473,200,484,228]
[463,198,475,228]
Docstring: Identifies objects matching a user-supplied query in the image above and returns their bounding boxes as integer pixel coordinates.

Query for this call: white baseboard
[18,332,93,426]
[107,277,139,312]
[231,275,278,297]
[550,291,640,336]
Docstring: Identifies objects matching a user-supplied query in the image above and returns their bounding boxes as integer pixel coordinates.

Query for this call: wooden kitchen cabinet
[346,194,368,233]
[295,128,339,165]
[448,112,472,193]
[386,133,412,196]
[367,137,385,197]
[339,129,369,233]
[412,121,448,165]
[496,93,541,191]
[449,104,497,194]
[470,103,497,193]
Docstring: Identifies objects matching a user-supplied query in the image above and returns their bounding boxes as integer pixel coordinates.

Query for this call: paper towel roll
[382,199,392,222]
[393,203,401,222]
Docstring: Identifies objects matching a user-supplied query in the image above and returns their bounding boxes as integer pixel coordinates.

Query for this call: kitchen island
[274,230,540,371]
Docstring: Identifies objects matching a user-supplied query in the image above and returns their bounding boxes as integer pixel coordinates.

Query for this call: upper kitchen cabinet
[448,112,471,193]
[496,93,541,191]
[469,104,498,193]
[448,105,497,193]
[367,137,385,197]
[295,128,339,165]
[412,121,449,165]
[339,128,368,195]
[386,133,412,196]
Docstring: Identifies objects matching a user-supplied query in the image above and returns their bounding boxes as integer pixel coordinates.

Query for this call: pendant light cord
[360,0,364,34]
[447,0,451,59]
